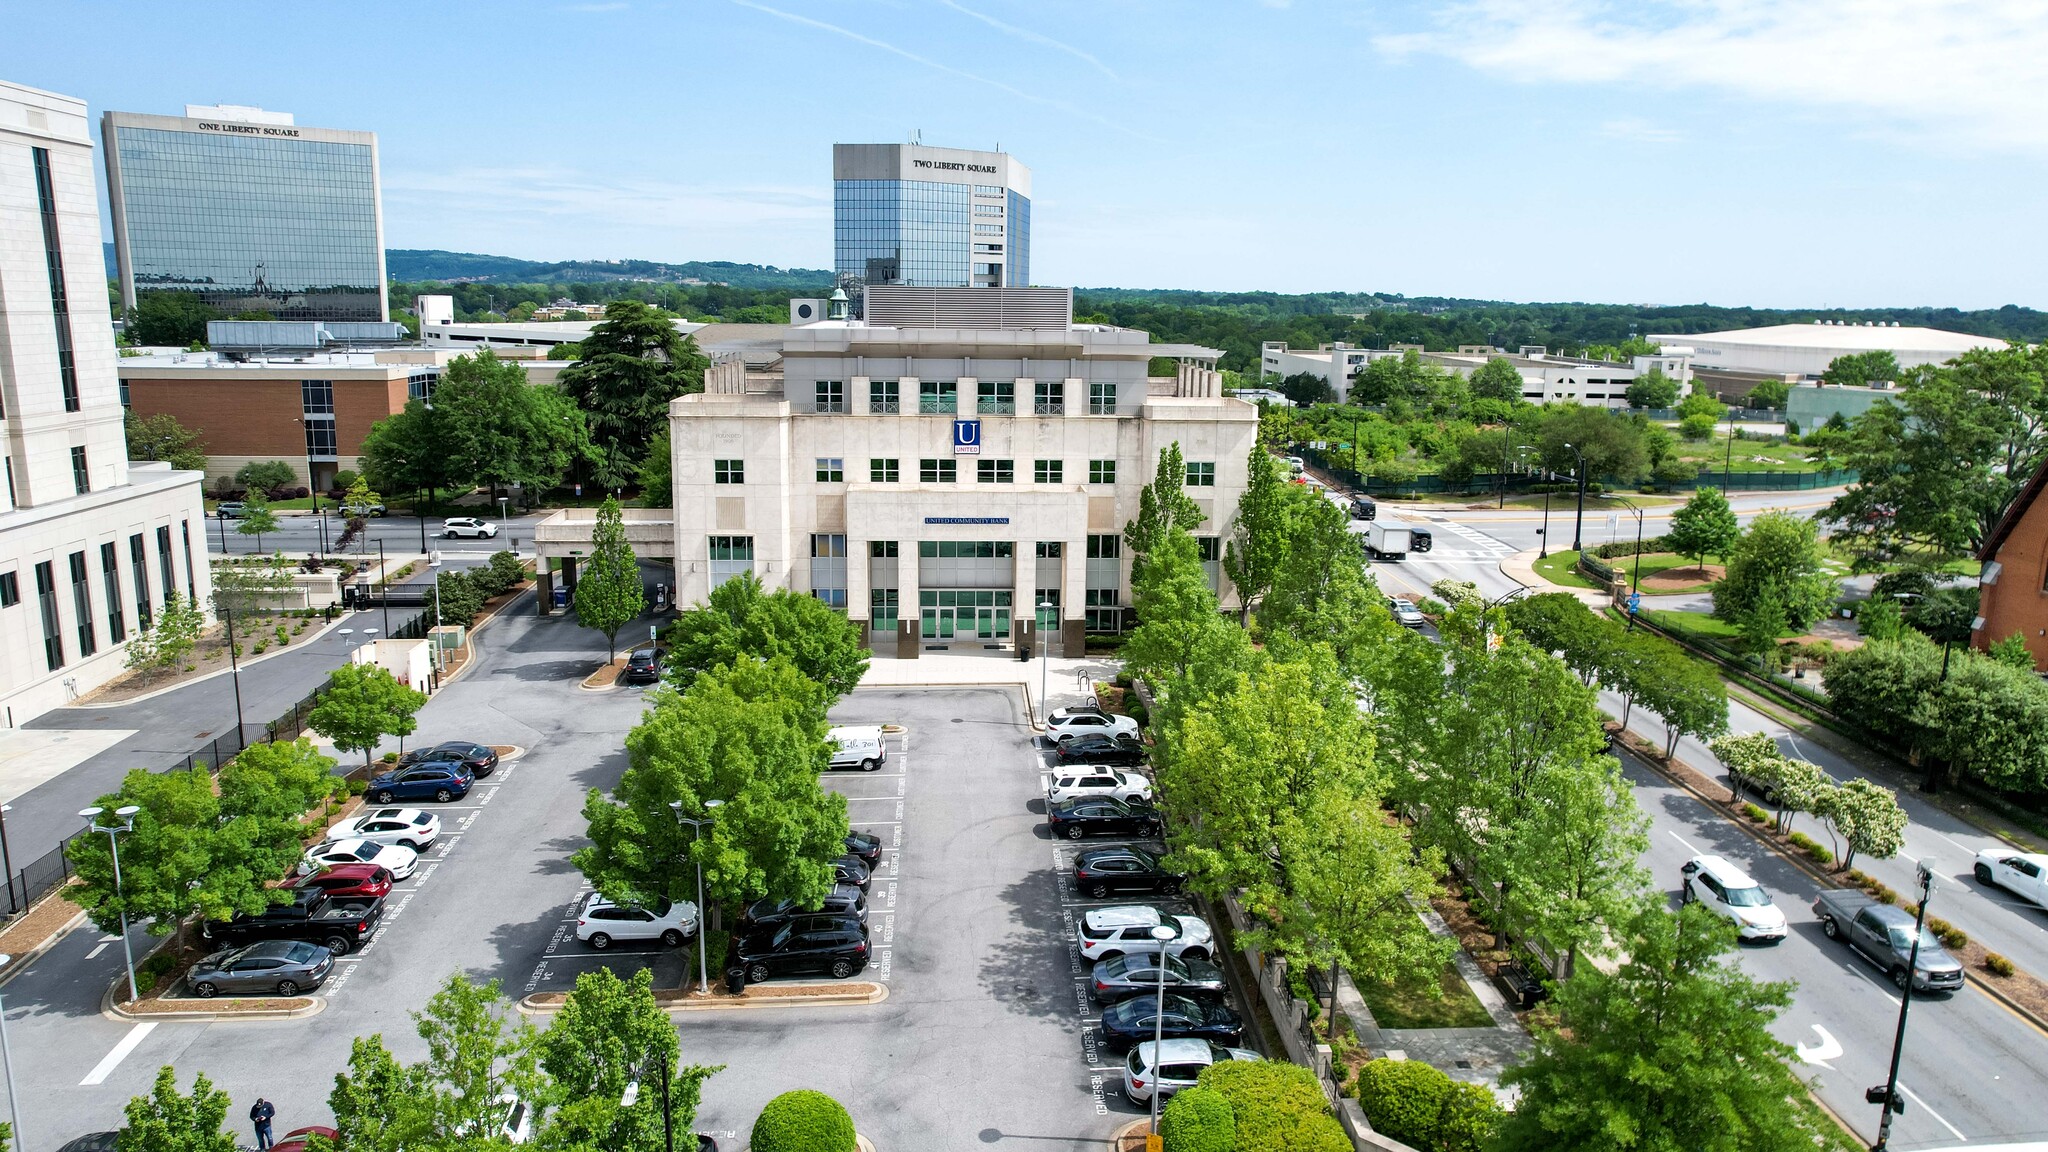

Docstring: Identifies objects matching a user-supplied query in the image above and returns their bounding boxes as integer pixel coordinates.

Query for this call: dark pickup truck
[198,888,385,956]
[1812,889,1964,994]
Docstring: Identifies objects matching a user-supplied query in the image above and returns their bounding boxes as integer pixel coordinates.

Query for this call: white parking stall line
[81,1022,156,1085]
[86,941,112,960]
[1896,1083,1965,1141]
[1666,829,1700,854]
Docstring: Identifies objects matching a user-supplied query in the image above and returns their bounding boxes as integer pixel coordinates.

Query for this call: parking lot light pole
[1871,861,1935,1152]
[81,805,142,1002]
[1,804,17,913]
[1564,441,1587,552]
[1148,923,1177,1135]
[0,952,20,1143]
[669,799,723,995]
[1037,600,1053,726]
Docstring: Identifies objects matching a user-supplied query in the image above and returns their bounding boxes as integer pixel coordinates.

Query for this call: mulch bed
[527,981,877,1007]
[0,889,84,956]
[581,658,625,689]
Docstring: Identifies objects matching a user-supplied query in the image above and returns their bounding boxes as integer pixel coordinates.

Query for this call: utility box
[428,624,465,653]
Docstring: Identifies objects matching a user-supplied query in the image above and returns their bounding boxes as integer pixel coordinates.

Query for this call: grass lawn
[1674,439,1826,472]
[1641,607,1746,641]
[1533,549,1602,590]
[1357,964,1495,1030]
[1617,552,1722,594]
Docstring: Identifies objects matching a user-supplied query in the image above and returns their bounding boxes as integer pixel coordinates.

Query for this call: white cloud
[935,0,1119,80]
[1375,0,2048,153]
[1598,117,1682,144]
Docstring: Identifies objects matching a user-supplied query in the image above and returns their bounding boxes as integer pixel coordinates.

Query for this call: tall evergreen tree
[1123,442,1204,581]
[557,299,709,488]
[573,496,646,661]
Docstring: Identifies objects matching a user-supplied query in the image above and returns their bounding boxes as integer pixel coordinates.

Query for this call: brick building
[1976,458,2048,672]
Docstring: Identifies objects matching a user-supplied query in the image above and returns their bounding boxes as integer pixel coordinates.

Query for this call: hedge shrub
[1159,1085,1234,1152]
[750,1089,855,1152]
[1435,1082,1504,1152]
[1354,1058,1450,1148]
[1196,1061,1349,1152]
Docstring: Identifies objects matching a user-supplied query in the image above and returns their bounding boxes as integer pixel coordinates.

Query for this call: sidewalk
[860,652,1122,722]
[1498,548,1607,609]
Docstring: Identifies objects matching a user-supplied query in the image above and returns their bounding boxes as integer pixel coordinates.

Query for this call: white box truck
[1364,518,1412,561]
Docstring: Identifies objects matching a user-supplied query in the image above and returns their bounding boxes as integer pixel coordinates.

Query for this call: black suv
[734,914,871,982]
[1074,845,1184,898]
[623,648,663,685]
[1350,496,1377,521]
[395,741,498,778]
[740,884,869,929]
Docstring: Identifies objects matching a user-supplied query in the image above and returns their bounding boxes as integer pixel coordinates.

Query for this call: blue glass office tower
[103,105,387,322]
[834,144,1030,290]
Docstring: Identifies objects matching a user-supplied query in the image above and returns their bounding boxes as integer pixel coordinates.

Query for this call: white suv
[575,892,700,949]
[442,517,498,539]
[1681,855,1787,942]
[1047,768,1152,806]
[1047,707,1139,742]
[1078,905,1213,963]
[1124,1039,1261,1105]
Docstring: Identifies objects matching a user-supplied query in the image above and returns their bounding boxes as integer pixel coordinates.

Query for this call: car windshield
[1724,884,1772,908]
[1888,925,1944,952]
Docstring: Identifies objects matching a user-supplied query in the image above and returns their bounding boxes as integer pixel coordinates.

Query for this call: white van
[828,725,887,772]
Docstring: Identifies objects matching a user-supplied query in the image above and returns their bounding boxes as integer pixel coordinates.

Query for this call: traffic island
[1108,1119,1153,1152]
[518,980,886,1015]
[579,657,626,691]
[102,972,323,1023]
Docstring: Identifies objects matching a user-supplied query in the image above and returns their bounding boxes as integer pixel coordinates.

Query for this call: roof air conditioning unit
[790,298,826,324]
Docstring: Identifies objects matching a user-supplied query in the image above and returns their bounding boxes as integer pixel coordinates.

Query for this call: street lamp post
[222,600,247,750]
[0,804,16,914]
[1537,472,1554,560]
[1497,427,1511,510]
[1564,442,1588,552]
[1604,495,1647,630]
[1147,923,1178,1136]
[81,805,142,1003]
[1871,860,1936,1152]
[377,539,391,635]
[1038,600,1053,726]
[621,1044,676,1152]
[0,952,20,1144]
[668,799,723,995]
[428,551,445,670]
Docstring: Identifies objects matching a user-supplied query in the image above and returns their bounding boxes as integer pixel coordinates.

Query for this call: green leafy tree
[308,663,427,771]
[1664,487,1739,569]
[1124,442,1205,580]
[326,1034,420,1152]
[1989,632,2037,670]
[212,551,296,618]
[537,968,722,1152]
[125,411,208,471]
[1502,751,1650,978]
[236,493,279,552]
[1623,368,1681,409]
[1745,378,1790,410]
[1734,582,1791,670]
[1857,596,1907,642]
[1822,349,1902,387]
[326,975,542,1151]
[1634,644,1729,757]
[1914,652,2048,792]
[218,738,340,824]
[1534,403,1649,484]
[235,460,297,496]
[558,299,709,488]
[1711,512,1838,632]
[127,290,220,346]
[1676,389,1725,423]
[1285,792,1455,1012]
[432,349,589,502]
[118,1066,237,1152]
[1814,777,1906,870]
[125,591,204,676]
[1222,447,1289,623]
[575,656,848,912]
[1677,412,1719,441]
[1276,371,1334,406]
[1124,527,1238,690]
[573,497,646,660]
[433,568,486,627]
[635,425,673,509]
[750,1091,856,1152]
[1497,901,1827,1152]
[1469,356,1525,402]
[1193,1061,1350,1152]
[666,571,869,702]
[360,399,463,511]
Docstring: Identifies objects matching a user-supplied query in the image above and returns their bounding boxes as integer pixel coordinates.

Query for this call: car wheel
[277,980,300,997]
[1182,948,1208,962]
[588,933,613,950]
[374,790,395,804]
[1821,917,1839,939]
[661,929,685,947]
[830,958,855,979]
[434,788,453,802]
[1088,883,1110,898]
[747,963,770,984]
[1163,879,1183,895]
[1066,826,1085,840]
[862,758,879,772]
[1891,967,1910,991]
[194,982,218,998]
[1976,863,1995,885]
[325,935,354,955]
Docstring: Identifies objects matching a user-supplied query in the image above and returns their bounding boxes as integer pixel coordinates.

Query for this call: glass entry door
[919,590,1013,640]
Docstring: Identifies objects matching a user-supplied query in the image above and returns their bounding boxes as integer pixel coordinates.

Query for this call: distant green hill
[386,249,832,289]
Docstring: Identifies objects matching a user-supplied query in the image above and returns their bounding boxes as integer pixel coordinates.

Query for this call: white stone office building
[666,287,1254,656]
[2,80,211,725]
[1260,340,1693,407]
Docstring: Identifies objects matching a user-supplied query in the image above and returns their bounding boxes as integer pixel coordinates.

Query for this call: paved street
[204,508,553,558]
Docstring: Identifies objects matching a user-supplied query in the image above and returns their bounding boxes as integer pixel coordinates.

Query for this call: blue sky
[8,0,2047,308]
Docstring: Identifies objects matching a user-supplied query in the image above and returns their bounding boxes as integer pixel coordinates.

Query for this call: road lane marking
[1895,1082,1965,1141]
[1794,1025,1841,1068]
[1844,962,1899,1007]
[82,1023,156,1085]
[1665,830,1700,853]
[86,942,112,960]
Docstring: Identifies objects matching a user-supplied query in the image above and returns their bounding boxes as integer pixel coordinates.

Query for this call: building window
[182,520,195,601]
[32,149,79,413]
[917,541,1014,558]
[35,561,63,670]
[973,203,1005,217]
[156,525,175,606]
[870,458,900,483]
[301,379,335,414]
[973,223,1004,235]
[871,588,899,630]
[1084,589,1122,632]
[870,540,899,558]
[919,459,958,483]
[1034,459,1063,484]
[69,551,96,658]
[1089,381,1118,415]
[708,536,754,588]
[870,378,900,414]
[977,459,1014,484]
[1034,379,1064,414]
[714,459,745,484]
[1036,541,1062,559]
[129,533,151,629]
[1035,589,1060,630]
[1196,537,1222,563]
[407,372,437,401]
[919,379,959,414]
[816,458,845,482]
[815,379,846,413]
[0,571,18,608]
[71,446,90,494]
[101,542,125,643]
[1087,534,1121,560]
[977,380,1015,414]
[304,417,337,459]
[811,533,848,609]
[1089,460,1117,485]
[1186,461,1216,487]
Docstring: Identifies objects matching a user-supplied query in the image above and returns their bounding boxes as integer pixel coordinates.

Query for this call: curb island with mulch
[520,981,886,1015]
[580,657,626,690]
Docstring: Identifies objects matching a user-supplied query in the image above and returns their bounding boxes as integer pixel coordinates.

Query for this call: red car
[272,1127,338,1152]
[286,863,395,901]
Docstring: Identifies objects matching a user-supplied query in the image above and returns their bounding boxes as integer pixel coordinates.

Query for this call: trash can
[724,966,747,995]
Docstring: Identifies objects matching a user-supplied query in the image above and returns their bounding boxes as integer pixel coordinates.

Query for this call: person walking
[250,1097,276,1150]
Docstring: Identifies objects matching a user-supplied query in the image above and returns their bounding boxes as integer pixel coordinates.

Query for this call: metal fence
[1302,448,1857,497]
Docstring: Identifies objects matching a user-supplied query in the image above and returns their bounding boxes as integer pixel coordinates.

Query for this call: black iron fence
[1301,448,1857,497]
